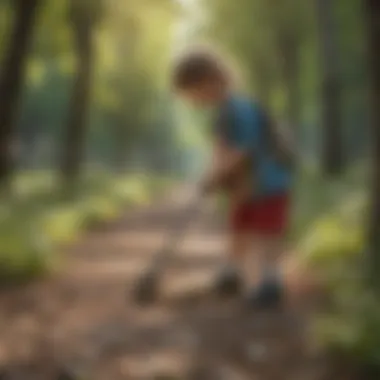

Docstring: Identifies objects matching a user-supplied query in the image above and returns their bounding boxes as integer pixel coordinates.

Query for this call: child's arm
[201,137,226,192]
[213,147,249,185]
[203,137,250,193]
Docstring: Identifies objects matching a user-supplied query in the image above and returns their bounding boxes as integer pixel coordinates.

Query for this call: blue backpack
[224,98,297,171]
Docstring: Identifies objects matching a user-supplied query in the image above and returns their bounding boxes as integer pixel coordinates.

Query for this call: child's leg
[226,198,254,271]
[215,232,250,294]
[224,230,251,270]
[246,193,290,306]
[256,235,286,284]
[245,235,286,307]
[214,201,252,294]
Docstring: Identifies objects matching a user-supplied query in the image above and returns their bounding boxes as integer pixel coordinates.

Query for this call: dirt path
[0,188,333,380]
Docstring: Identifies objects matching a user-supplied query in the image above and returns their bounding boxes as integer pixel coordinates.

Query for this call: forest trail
[0,187,335,380]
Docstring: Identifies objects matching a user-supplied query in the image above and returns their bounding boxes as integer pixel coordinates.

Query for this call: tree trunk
[365,0,380,289]
[0,0,40,188]
[315,0,344,176]
[252,58,272,109]
[60,20,93,187]
[279,35,301,133]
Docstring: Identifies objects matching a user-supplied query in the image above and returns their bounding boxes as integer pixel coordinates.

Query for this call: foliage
[7,0,189,175]
[0,0,202,285]
[198,0,368,168]
[299,166,380,370]
[0,172,174,284]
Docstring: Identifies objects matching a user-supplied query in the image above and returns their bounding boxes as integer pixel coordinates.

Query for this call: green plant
[299,173,380,370]
[0,171,175,286]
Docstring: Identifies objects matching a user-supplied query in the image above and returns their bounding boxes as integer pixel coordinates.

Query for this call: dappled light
[0,0,379,378]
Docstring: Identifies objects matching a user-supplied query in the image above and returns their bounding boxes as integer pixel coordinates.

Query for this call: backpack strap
[256,103,296,170]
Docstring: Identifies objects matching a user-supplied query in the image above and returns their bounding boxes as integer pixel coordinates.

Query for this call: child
[171,48,293,308]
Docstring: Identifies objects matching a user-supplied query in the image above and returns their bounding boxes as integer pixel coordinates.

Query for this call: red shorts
[230,193,290,235]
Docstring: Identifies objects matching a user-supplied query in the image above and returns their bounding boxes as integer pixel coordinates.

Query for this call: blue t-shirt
[214,95,292,197]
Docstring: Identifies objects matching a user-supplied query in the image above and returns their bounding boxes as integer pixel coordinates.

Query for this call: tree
[315,0,344,176]
[364,0,380,289]
[203,0,279,105]
[269,0,309,131]
[59,0,102,187]
[202,0,312,132]
[0,0,41,188]
[93,0,177,172]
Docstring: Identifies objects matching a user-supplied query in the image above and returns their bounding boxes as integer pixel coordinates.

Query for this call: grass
[0,171,175,285]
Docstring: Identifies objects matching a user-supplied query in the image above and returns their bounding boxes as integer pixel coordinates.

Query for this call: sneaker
[246,279,284,310]
[214,267,243,297]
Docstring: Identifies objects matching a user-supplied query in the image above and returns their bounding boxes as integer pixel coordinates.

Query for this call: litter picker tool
[132,190,203,306]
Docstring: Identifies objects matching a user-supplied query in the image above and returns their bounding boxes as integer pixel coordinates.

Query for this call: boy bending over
[171,48,293,308]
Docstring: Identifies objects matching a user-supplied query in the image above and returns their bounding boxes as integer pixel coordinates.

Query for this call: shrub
[300,181,380,370]
[0,172,174,285]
